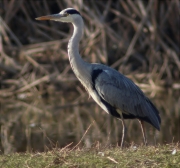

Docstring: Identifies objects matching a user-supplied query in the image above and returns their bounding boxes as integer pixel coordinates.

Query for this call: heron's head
[35,8,81,23]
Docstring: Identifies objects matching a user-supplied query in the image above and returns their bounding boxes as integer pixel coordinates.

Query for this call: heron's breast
[88,89,109,114]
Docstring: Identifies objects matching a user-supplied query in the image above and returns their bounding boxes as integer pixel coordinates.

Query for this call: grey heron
[36,8,161,148]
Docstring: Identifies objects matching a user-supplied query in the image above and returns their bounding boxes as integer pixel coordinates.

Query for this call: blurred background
[0,0,179,154]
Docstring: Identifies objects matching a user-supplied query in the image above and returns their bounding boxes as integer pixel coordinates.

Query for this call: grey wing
[94,69,160,130]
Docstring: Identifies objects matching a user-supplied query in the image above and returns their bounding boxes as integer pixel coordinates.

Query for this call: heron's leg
[138,120,147,146]
[120,113,126,148]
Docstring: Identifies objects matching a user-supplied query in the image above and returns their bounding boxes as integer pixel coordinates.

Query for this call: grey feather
[91,64,160,130]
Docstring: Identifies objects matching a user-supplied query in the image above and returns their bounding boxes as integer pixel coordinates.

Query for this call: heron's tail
[144,99,161,131]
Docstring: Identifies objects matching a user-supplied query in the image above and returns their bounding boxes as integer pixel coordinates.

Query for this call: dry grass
[0,0,180,154]
[0,144,180,168]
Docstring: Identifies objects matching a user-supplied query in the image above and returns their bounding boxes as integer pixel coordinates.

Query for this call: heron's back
[90,63,161,130]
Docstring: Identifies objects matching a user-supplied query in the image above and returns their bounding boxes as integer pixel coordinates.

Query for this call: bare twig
[70,120,95,151]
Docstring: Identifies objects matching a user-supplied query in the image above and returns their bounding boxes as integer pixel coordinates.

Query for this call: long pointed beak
[35,14,62,21]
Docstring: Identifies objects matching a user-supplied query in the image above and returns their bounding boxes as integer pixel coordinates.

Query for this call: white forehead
[59,8,75,14]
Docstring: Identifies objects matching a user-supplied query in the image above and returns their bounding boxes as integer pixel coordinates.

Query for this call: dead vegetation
[0,0,180,154]
[0,144,180,168]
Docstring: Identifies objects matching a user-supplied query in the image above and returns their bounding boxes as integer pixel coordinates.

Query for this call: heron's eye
[63,13,69,17]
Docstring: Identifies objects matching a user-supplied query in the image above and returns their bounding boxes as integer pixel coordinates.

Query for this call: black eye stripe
[66,9,81,15]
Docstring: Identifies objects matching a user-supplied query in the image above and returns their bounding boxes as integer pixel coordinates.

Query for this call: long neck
[68,18,91,87]
[68,19,83,65]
